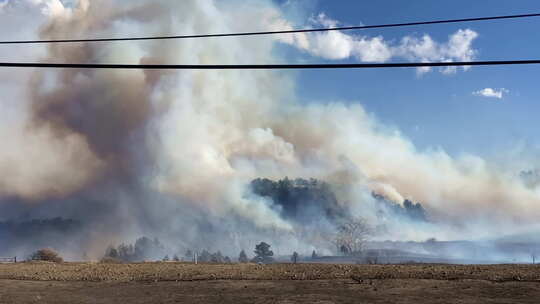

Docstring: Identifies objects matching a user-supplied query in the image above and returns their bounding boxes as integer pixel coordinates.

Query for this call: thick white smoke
[0,0,539,254]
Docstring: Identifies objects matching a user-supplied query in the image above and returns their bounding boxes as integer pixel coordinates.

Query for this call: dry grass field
[1,262,540,303]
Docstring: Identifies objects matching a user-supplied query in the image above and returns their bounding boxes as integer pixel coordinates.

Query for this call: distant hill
[0,218,83,256]
[250,178,427,224]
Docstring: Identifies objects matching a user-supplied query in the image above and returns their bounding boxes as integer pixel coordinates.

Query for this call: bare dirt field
[1,263,540,303]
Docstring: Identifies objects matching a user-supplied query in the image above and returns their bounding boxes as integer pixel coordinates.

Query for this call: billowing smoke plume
[1,0,539,259]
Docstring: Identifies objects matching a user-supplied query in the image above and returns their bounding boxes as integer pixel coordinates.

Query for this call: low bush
[30,248,63,263]
[99,257,124,264]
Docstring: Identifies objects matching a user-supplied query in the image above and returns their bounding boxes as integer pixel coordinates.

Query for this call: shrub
[99,257,124,264]
[31,248,63,263]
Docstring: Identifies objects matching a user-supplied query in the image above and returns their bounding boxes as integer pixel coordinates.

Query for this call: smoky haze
[0,0,539,261]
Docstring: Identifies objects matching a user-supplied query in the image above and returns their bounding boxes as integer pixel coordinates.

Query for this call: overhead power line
[1,13,539,44]
[0,60,539,70]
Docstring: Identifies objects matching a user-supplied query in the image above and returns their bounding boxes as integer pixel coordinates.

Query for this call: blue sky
[276,0,540,157]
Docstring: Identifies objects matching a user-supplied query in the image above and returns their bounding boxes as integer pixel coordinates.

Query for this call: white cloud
[396,29,478,74]
[274,13,479,74]
[473,88,509,99]
[305,14,394,62]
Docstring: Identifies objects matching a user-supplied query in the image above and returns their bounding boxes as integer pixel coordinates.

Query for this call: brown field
[1,262,540,303]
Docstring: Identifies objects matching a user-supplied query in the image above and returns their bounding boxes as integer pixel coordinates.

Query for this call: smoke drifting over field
[0,0,539,259]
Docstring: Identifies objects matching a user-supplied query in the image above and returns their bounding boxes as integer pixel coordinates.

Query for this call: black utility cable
[1,13,539,44]
[0,60,539,69]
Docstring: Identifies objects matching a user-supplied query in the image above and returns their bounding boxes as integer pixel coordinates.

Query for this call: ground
[1,263,540,303]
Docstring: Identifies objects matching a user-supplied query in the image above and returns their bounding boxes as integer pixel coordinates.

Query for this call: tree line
[252,177,428,223]
[103,238,281,264]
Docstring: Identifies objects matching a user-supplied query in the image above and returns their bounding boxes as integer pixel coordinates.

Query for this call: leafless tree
[333,217,371,256]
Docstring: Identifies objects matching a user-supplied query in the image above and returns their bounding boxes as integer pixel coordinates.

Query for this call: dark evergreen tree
[291,251,299,264]
[211,251,224,263]
[252,242,274,263]
[117,243,133,261]
[199,250,211,263]
[105,246,119,259]
[238,250,249,263]
[133,236,164,261]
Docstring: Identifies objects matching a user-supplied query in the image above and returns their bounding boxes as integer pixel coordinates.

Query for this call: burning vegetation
[3,178,539,264]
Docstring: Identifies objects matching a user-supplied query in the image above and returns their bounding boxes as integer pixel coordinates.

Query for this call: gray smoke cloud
[1,0,539,259]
